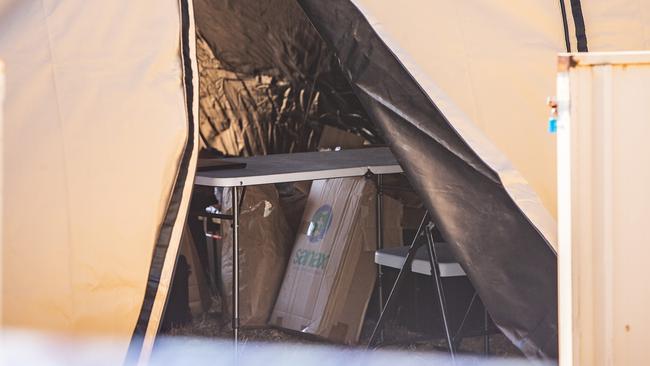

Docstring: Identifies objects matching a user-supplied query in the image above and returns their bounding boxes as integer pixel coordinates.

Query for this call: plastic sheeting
[194,0,380,156]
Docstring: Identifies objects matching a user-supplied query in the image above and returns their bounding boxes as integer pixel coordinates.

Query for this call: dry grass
[165,295,523,359]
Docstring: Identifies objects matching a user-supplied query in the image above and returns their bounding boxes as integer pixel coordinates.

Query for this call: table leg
[484,307,490,356]
[231,186,240,349]
[375,174,384,341]
[425,224,456,361]
[368,213,429,349]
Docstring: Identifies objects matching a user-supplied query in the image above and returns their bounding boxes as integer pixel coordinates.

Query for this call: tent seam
[126,0,198,362]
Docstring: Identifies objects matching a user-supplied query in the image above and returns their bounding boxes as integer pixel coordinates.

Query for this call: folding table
[194,147,402,346]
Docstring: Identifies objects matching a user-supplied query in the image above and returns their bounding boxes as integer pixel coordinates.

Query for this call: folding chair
[368,213,491,359]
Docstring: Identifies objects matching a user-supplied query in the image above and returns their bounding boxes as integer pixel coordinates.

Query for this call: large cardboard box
[220,184,292,327]
[317,125,366,150]
[270,177,402,344]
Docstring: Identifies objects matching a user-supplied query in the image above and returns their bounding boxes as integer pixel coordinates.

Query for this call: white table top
[194,147,403,187]
[375,245,466,277]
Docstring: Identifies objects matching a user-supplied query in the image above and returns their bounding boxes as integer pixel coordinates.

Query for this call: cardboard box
[220,184,292,327]
[270,177,402,344]
[317,125,366,150]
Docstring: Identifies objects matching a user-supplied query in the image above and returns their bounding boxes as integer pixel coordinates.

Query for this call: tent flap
[297,0,558,359]
[0,0,198,362]
[128,0,200,362]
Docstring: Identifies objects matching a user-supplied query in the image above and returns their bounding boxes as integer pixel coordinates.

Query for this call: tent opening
[156,0,525,359]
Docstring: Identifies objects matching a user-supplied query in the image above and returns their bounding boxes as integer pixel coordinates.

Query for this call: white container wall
[557,52,650,366]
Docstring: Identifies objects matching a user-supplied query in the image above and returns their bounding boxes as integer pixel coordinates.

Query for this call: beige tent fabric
[0,0,197,360]
[1,59,4,324]
[347,1,650,253]
[138,2,199,361]
[351,0,563,251]
[577,0,650,51]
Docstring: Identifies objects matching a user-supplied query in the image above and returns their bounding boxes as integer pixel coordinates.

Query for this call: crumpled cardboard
[270,177,402,344]
[220,184,292,327]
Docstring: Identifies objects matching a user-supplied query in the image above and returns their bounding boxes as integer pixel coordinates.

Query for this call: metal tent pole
[424,223,456,361]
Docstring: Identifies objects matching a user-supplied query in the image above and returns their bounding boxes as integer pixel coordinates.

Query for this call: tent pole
[425,223,456,361]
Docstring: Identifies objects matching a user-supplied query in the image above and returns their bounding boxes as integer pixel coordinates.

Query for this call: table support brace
[425,223,456,360]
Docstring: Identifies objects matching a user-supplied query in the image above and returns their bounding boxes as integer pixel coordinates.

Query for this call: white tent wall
[348,0,650,228]
[0,0,198,361]
[351,0,565,222]
[578,0,650,51]
[342,0,650,261]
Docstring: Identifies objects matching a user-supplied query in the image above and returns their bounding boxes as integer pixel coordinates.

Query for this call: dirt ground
[165,295,523,360]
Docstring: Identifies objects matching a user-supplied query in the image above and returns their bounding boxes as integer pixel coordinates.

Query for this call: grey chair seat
[375,244,465,277]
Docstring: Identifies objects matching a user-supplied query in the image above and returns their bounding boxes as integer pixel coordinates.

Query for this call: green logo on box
[293,249,330,270]
[307,204,332,243]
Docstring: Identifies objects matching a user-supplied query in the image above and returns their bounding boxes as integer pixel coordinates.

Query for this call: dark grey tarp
[295,0,558,359]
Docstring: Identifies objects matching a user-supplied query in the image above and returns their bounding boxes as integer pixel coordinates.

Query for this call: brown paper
[220,184,292,327]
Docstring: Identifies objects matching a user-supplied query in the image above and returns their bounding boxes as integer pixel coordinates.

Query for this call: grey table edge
[194,147,402,187]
